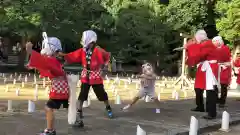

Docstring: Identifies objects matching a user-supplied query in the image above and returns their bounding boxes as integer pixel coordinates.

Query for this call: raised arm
[64,48,83,64]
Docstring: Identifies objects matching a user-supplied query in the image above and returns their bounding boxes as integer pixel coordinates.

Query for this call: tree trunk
[19,36,27,69]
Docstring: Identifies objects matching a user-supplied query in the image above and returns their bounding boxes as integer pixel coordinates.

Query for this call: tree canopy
[1,0,239,68]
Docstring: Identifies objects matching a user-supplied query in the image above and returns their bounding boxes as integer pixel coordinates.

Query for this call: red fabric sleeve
[224,46,231,62]
[64,48,83,64]
[100,48,110,65]
[28,50,65,77]
[234,58,240,67]
[186,44,201,66]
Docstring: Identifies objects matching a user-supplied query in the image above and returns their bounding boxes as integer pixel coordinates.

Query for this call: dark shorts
[46,99,69,109]
[79,83,108,101]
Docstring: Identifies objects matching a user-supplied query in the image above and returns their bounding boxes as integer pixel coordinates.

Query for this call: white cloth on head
[81,30,97,48]
[41,37,62,56]
[212,36,224,47]
[195,30,208,43]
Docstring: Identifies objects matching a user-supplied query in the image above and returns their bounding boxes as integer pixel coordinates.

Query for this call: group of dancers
[25,29,239,135]
[26,30,159,135]
[185,30,240,120]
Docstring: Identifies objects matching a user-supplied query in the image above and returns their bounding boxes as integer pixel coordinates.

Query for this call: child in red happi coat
[26,36,68,135]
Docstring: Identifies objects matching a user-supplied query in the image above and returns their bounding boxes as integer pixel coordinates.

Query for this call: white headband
[81,30,97,48]
[212,36,224,47]
[40,34,62,56]
[195,30,208,43]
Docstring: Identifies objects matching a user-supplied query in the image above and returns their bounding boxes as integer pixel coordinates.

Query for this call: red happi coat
[234,57,240,84]
[65,47,110,85]
[28,50,69,99]
[217,45,232,85]
[186,40,219,90]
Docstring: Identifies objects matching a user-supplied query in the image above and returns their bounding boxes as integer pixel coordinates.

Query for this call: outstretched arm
[63,48,83,64]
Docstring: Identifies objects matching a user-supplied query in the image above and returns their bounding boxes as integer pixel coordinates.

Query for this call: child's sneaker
[122,104,131,111]
[73,111,84,128]
[39,129,56,135]
[106,108,113,118]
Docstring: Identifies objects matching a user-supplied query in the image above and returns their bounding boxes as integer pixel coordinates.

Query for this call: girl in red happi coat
[26,36,68,135]
[186,30,219,119]
[212,36,232,108]
[59,30,113,127]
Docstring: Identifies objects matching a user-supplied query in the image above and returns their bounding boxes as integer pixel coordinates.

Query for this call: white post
[220,111,230,132]
[145,95,150,102]
[137,125,146,135]
[115,95,121,104]
[28,100,35,113]
[16,88,20,96]
[7,100,13,112]
[172,90,176,98]
[34,84,38,101]
[4,78,7,84]
[158,93,161,101]
[22,82,25,88]
[67,74,79,125]
[189,116,198,135]
[13,79,16,85]
[43,78,46,88]
[25,75,28,82]
[5,85,9,92]
[34,75,37,84]
[175,91,179,100]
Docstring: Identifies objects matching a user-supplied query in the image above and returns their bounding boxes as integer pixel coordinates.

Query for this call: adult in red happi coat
[59,30,113,127]
[212,36,232,107]
[186,30,219,119]
[233,54,240,93]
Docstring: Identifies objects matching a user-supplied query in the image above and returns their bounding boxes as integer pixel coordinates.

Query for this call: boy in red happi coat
[186,30,219,119]
[212,36,232,108]
[26,37,68,135]
[59,30,113,127]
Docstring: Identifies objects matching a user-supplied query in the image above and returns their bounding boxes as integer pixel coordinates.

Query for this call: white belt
[200,60,220,90]
[197,60,217,68]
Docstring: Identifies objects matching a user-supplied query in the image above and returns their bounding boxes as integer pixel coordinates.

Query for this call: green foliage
[2,0,238,71]
[215,0,240,43]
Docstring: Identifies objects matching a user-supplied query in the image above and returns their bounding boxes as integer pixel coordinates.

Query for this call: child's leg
[40,99,61,135]
[92,84,113,118]
[122,89,145,110]
[45,106,54,130]
[148,91,161,109]
[74,83,90,127]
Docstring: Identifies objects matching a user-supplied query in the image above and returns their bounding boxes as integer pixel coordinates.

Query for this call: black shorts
[46,99,69,109]
[78,83,108,101]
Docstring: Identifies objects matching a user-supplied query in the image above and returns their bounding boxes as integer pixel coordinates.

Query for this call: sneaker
[122,104,131,111]
[107,109,113,118]
[73,111,84,128]
[73,120,84,128]
[39,129,56,135]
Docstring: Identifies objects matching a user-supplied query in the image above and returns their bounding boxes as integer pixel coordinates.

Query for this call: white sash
[200,60,220,90]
